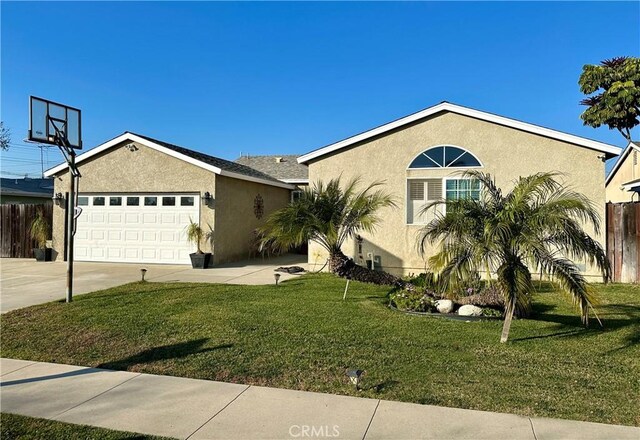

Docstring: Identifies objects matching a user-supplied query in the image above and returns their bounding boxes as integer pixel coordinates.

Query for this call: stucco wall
[606,148,640,202]
[51,140,216,261]
[213,175,291,264]
[307,111,608,279]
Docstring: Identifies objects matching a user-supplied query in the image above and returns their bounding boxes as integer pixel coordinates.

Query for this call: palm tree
[258,177,403,286]
[418,171,611,343]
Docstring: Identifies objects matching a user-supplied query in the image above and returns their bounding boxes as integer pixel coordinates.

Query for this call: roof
[622,177,640,192]
[234,155,308,183]
[44,132,294,190]
[605,141,640,186]
[297,101,623,164]
[0,177,54,198]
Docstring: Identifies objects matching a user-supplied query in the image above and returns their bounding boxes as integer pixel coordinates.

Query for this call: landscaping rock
[458,305,483,316]
[435,299,454,314]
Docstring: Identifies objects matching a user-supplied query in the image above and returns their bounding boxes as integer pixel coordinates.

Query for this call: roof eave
[298,102,622,164]
[605,142,640,186]
[45,133,295,190]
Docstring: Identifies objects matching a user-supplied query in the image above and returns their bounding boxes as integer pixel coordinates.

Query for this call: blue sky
[2,1,638,177]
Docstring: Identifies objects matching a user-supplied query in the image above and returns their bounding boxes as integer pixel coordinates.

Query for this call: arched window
[408,146,481,169]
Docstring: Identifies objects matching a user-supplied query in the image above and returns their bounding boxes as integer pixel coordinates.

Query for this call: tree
[0,122,10,151]
[579,56,640,142]
[259,177,404,286]
[418,171,610,343]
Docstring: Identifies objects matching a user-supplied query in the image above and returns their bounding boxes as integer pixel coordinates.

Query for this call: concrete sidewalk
[1,359,638,440]
[0,254,307,313]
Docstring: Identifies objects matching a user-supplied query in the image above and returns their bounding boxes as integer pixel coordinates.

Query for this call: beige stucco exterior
[306,111,608,279]
[606,145,640,203]
[214,174,291,263]
[51,140,290,264]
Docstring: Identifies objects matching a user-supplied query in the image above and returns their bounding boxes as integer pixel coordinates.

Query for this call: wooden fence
[606,202,640,283]
[0,204,53,258]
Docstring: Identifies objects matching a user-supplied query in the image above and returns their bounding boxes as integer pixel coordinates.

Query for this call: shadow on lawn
[512,302,640,347]
[97,338,233,370]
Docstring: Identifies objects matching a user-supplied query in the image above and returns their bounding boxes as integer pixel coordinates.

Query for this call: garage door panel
[74,193,200,264]
[125,248,139,259]
[108,230,122,240]
[92,230,105,240]
[143,231,157,242]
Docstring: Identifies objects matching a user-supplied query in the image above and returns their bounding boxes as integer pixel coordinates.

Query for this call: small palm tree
[259,177,401,285]
[29,209,50,250]
[418,171,610,343]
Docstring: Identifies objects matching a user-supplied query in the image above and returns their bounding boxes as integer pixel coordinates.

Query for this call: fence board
[0,204,53,258]
[606,202,640,283]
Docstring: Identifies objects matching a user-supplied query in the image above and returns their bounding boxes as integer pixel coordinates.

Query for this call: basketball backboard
[29,96,82,149]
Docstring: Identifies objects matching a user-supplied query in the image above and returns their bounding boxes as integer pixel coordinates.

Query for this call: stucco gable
[605,141,640,187]
[298,102,622,164]
[44,132,294,190]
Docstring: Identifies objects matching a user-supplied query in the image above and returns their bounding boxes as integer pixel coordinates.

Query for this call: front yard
[1,274,638,426]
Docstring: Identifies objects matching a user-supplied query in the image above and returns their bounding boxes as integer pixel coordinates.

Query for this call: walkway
[1,358,637,439]
[0,254,307,313]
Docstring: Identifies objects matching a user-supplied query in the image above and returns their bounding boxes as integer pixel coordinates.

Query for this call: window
[407,178,481,224]
[407,179,443,224]
[180,196,194,206]
[162,196,176,206]
[77,196,89,206]
[110,197,122,206]
[144,196,157,206]
[291,190,303,203]
[93,196,105,206]
[445,179,481,201]
[408,146,481,169]
[127,197,139,206]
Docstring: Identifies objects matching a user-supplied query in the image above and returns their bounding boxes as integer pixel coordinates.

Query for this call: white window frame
[407,145,484,170]
[291,189,303,203]
[406,177,481,225]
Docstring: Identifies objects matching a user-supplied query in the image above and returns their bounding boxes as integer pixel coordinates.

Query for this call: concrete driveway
[0,254,308,313]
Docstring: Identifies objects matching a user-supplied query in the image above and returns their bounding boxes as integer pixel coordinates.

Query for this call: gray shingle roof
[234,155,308,181]
[131,133,285,184]
[0,178,54,198]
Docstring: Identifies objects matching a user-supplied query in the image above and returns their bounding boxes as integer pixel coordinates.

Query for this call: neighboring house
[44,132,294,265]
[297,101,622,279]
[0,177,54,204]
[605,141,640,202]
[235,154,308,201]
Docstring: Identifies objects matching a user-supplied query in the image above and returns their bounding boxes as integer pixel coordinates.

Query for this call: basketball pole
[66,151,76,303]
[53,129,80,304]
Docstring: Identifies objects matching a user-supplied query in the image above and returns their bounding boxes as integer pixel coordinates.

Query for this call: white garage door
[74,194,200,264]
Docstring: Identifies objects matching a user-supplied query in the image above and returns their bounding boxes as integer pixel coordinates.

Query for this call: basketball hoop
[28,96,83,303]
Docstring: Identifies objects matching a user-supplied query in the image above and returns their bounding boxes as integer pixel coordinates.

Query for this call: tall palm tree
[259,177,403,286]
[418,171,611,343]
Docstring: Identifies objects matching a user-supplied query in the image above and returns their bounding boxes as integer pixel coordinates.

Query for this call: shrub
[389,290,436,312]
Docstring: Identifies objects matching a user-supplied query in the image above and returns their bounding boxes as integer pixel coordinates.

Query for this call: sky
[1,1,639,178]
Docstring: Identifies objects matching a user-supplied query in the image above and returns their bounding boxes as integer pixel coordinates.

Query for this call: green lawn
[2,275,638,426]
[0,413,172,439]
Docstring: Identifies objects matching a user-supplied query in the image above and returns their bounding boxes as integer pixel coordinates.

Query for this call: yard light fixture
[346,369,364,390]
[203,192,213,204]
[140,268,147,282]
[52,192,64,206]
[274,272,281,285]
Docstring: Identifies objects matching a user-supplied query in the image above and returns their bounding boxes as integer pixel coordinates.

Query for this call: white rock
[435,299,454,314]
[457,305,483,316]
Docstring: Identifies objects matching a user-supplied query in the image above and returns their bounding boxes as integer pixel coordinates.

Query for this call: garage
[45,132,294,265]
[74,193,200,264]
